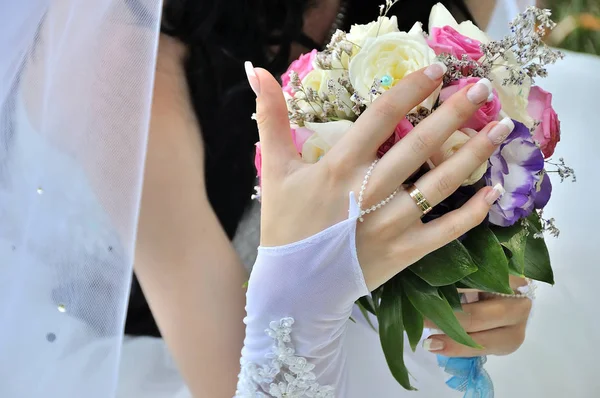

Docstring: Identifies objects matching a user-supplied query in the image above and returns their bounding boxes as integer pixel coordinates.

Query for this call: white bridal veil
[0,0,161,396]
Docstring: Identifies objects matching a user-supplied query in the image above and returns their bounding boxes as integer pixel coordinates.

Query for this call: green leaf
[409,240,478,286]
[527,212,543,230]
[356,299,377,332]
[372,287,383,313]
[401,290,424,352]
[523,214,554,284]
[491,223,529,275]
[462,225,513,294]
[357,296,376,315]
[508,256,526,277]
[402,273,480,349]
[439,285,463,312]
[378,277,416,390]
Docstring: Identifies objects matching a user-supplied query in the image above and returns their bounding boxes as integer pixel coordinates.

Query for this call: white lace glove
[236,194,368,397]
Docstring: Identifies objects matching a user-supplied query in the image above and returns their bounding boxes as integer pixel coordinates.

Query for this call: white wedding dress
[2,2,598,397]
[116,9,600,398]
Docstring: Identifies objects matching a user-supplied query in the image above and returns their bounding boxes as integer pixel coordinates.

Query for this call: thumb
[245,62,298,167]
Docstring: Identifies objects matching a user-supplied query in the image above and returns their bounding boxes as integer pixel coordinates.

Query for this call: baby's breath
[480,7,564,85]
[545,157,576,182]
[536,210,560,238]
[438,54,491,83]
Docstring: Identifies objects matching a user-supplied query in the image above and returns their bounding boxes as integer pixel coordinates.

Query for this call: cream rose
[348,23,439,109]
[298,69,354,119]
[301,120,354,163]
[428,3,533,127]
[429,131,488,186]
[334,17,399,70]
[347,16,399,49]
[489,58,534,127]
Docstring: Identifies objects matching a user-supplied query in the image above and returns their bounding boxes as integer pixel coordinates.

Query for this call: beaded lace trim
[235,317,335,397]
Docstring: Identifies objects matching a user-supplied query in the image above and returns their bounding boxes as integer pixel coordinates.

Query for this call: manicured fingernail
[424,62,447,80]
[423,338,445,351]
[429,328,444,335]
[467,78,492,104]
[485,183,506,205]
[245,61,261,96]
[487,117,515,145]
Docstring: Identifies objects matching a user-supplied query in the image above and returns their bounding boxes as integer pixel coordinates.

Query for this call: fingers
[424,297,532,333]
[328,64,446,164]
[423,324,527,357]
[400,185,501,253]
[414,118,513,208]
[368,79,495,200]
[245,62,298,173]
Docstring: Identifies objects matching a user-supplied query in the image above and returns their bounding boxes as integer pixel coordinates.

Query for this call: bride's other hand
[423,277,532,357]
[247,62,513,291]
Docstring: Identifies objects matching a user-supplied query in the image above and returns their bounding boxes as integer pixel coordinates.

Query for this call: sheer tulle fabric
[0,1,161,396]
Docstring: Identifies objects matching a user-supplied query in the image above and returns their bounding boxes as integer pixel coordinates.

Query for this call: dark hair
[125,0,474,337]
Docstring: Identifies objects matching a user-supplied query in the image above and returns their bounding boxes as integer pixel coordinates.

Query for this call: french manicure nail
[428,328,444,335]
[423,338,445,351]
[424,62,447,81]
[485,183,506,205]
[488,117,515,145]
[244,61,261,96]
[467,78,492,104]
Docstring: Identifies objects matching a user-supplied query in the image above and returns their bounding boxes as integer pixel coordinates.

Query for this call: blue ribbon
[437,355,494,398]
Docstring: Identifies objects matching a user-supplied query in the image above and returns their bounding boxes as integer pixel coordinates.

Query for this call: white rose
[428,3,491,44]
[348,23,439,109]
[333,16,399,70]
[429,131,487,186]
[489,56,534,127]
[301,120,354,163]
[298,69,354,119]
[347,16,399,48]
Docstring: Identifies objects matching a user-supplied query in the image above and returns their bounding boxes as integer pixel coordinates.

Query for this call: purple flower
[486,121,552,227]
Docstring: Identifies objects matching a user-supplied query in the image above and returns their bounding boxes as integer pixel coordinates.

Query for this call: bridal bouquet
[254,1,572,393]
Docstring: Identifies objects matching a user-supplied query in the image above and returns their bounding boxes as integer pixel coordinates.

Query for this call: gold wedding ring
[408,185,432,216]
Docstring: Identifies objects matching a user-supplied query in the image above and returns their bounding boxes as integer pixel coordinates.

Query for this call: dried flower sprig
[437,53,492,84]
[480,7,565,85]
[536,210,560,238]
[406,107,432,126]
[379,0,399,17]
[545,157,576,182]
[287,70,356,125]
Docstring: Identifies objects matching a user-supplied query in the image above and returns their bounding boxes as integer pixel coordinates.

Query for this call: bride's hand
[423,277,533,356]
[247,62,512,291]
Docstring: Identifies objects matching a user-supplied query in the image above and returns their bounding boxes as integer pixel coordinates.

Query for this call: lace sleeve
[236,193,369,397]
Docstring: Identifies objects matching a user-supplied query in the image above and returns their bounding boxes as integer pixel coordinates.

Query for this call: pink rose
[377,118,414,157]
[281,50,318,96]
[527,86,560,158]
[440,77,501,131]
[291,127,314,153]
[254,143,262,179]
[428,26,484,60]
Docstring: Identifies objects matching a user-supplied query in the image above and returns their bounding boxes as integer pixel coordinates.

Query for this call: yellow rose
[301,120,354,163]
[429,131,487,186]
[348,23,439,109]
